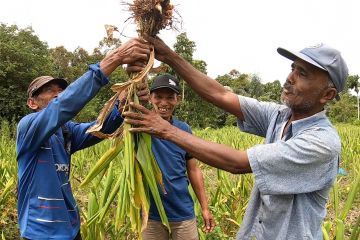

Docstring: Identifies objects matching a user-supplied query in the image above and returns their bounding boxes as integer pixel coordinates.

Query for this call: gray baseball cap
[27,76,68,97]
[277,43,348,100]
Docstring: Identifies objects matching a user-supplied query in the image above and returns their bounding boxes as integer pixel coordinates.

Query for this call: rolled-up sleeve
[237,96,282,137]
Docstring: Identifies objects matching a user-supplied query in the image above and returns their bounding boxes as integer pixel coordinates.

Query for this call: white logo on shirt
[55,163,69,173]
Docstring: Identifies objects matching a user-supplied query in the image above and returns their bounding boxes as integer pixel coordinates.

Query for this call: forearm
[188,165,209,210]
[165,126,251,174]
[100,51,123,77]
[165,51,226,103]
[164,51,243,118]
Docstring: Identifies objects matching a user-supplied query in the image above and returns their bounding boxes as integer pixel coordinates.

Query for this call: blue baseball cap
[277,43,348,100]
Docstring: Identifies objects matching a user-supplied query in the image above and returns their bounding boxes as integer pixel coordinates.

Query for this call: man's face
[150,88,180,121]
[27,82,64,111]
[281,59,333,115]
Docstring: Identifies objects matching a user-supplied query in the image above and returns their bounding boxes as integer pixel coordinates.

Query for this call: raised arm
[145,36,245,121]
[17,39,151,155]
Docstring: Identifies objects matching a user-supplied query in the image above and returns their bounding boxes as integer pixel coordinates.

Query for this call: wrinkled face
[281,59,333,115]
[150,88,180,121]
[27,82,64,111]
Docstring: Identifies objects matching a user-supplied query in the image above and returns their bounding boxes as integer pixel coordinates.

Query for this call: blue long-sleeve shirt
[16,64,123,239]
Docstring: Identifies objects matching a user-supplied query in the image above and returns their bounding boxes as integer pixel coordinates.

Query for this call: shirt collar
[278,108,328,135]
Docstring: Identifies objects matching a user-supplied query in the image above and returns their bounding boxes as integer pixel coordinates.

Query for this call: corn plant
[1,121,359,239]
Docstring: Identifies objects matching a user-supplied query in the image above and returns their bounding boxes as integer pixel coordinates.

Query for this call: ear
[320,87,337,104]
[27,97,39,111]
[176,94,182,104]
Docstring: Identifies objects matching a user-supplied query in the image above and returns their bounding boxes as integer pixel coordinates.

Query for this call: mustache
[282,82,295,94]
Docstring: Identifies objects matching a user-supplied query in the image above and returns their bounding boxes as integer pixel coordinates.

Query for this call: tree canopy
[0,23,359,126]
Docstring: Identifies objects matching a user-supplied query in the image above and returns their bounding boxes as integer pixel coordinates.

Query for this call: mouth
[158,107,169,114]
[282,84,294,95]
[283,88,291,94]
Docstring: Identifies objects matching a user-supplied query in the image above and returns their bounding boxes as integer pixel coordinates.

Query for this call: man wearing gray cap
[124,39,348,239]
[16,39,151,240]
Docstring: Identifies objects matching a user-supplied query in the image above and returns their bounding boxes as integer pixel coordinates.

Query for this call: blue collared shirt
[236,96,340,240]
[149,117,195,222]
[16,64,123,239]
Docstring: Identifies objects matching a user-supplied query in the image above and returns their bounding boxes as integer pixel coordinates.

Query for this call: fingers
[127,61,147,74]
[124,117,142,126]
[136,82,149,93]
[128,102,150,113]
[203,218,216,233]
[120,38,152,64]
[137,90,150,103]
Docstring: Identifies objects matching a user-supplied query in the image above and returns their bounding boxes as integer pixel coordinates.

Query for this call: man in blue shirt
[124,39,348,240]
[16,38,151,240]
[142,74,215,240]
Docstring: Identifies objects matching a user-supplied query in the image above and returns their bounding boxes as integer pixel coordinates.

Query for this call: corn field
[0,121,359,239]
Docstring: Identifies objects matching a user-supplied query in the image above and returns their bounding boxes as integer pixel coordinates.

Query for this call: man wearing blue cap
[16,39,151,240]
[124,39,348,240]
[142,74,215,240]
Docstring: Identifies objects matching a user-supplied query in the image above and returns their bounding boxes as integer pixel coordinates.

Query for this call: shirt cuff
[247,146,269,194]
[89,63,109,86]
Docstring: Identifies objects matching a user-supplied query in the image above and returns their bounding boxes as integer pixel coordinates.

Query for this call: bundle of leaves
[126,0,178,37]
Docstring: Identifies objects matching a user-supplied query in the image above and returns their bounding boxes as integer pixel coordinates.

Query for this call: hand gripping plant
[80,1,177,238]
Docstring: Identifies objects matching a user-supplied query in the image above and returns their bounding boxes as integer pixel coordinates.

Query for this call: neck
[290,107,324,122]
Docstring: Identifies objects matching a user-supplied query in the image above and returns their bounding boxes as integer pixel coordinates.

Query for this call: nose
[53,90,63,99]
[287,71,297,85]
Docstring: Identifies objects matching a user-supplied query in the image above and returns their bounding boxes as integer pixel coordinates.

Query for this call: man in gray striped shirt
[125,40,348,239]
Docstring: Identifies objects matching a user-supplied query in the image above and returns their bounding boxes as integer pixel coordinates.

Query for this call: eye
[299,70,307,77]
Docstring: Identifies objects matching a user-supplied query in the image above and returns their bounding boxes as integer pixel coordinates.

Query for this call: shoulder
[17,112,38,131]
[172,118,192,133]
[303,125,341,151]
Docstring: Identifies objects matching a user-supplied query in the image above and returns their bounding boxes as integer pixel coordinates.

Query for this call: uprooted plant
[80,1,179,239]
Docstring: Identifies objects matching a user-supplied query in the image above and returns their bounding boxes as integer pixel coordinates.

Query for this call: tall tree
[248,74,264,99]
[49,46,74,80]
[0,24,55,121]
[166,33,227,128]
[347,75,359,120]
[260,80,282,102]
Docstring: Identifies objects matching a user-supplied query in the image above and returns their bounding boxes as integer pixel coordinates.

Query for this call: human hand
[144,36,172,63]
[201,208,216,233]
[136,82,150,104]
[122,102,173,138]
[116,38,151,65]
[126,61,147,75]
[100,38,151,76]
[118,83,150,112]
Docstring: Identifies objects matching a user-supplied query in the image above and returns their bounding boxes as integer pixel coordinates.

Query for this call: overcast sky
[0,0,359,83]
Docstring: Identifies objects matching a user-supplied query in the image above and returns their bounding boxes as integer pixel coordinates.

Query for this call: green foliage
[327,93,357,123]
[247,75,264,98]
[216,70,251,96]
[260,80,282,102]
[1,122,359,239]
[347,75,359,94]
[0,24,55,121]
